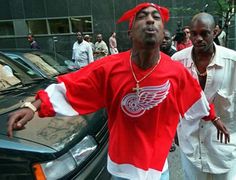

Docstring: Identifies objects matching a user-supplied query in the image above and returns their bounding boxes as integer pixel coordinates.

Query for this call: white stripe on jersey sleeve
[183,91,210,121]
[45,82,79,116]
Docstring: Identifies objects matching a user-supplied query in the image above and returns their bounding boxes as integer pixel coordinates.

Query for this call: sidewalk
[168,146,184,180]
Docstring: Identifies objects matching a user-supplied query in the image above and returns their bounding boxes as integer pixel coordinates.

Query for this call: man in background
[72,32,94,68]
[109,32,119,55]
[176,26,192,51]
[160,29,176,56]
[27,34,40,50]
[84,34,95,52]
[214,24,226,47]
[94,34,108,60]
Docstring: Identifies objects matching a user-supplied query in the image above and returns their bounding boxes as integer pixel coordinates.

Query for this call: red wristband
[203,103,216,121]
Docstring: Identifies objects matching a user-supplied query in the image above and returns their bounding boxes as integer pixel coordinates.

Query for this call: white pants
[110,48,118,54]
[111,169,169,180]
[180,150,236,180]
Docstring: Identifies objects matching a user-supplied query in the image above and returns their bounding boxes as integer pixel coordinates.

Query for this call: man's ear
[128,30,132,40]
[213,28,218,38]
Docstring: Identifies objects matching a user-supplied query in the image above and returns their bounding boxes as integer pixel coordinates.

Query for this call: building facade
[0,0,235,58]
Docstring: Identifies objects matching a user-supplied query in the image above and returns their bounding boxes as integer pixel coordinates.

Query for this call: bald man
[172,13,236,180]
[94,34,108,60]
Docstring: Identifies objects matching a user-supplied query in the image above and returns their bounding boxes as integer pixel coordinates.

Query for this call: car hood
[0,81,107,153]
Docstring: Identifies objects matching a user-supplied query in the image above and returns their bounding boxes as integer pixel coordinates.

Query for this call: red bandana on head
[117,3,169,30]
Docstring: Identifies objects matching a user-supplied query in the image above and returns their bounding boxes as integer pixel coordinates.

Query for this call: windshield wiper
[23,77,56,86]
[0,78,46,95]
[0,82,24,95]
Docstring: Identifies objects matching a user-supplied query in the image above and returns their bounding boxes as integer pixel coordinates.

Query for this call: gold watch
[20,102,37,112]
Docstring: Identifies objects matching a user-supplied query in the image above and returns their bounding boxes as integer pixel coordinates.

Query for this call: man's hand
[212,118,230,144]
[7,108,35,138]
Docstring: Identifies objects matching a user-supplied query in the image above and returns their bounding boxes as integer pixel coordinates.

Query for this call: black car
[0,52,110,180]
[2,50,78,79]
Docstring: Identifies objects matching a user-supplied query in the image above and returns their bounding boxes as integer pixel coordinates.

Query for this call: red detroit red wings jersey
[36,51,206,178]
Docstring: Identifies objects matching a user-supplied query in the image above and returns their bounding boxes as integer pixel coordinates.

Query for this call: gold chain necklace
[192,52,215,77]
[130,53,161,96]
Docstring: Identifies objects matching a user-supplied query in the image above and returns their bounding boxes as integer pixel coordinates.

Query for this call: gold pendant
[133,83,141,96]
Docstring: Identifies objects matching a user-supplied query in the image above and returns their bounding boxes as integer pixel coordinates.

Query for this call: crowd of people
[9,2,236,180]
[71,32,119,68]
[27,31,118,69]
[28,16,229,71]
[69,17,229,71]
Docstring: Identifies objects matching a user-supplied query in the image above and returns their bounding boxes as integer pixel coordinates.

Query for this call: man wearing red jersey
[7,3,229,180]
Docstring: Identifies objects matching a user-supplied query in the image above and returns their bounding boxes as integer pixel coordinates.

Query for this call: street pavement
[168,145,184,180]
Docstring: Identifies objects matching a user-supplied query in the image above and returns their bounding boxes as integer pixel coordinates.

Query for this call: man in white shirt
[84,34,95,52]
[72,32,94,68]
[172,12,236,180]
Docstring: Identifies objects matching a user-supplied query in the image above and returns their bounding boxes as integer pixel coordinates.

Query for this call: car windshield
[22,52,69,77]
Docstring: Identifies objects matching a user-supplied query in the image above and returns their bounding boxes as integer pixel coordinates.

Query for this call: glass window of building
[71,16,92,33]
[0,21,14,36]
[26,20,48,35]
[48,18,69,34]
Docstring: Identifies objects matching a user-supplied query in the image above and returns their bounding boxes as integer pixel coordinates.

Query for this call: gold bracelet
[213,117,220,123]
[20,102,37,112]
